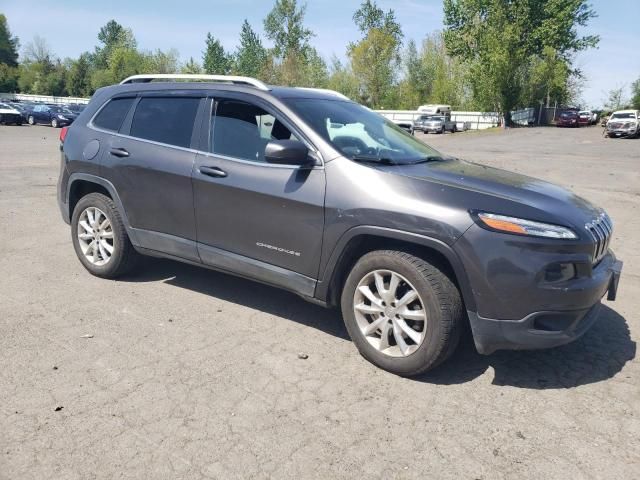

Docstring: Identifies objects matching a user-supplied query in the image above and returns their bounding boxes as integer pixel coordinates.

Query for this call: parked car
[605,110,640,138]
[66,104,87,115]
[58,74,622,377]
[391,119,413,134]
[556,110,579,127]
[416,114,457,134]
[578,111,592,126]
[28,104,78,127]
[7,102,31,122]
[0,102,23,125]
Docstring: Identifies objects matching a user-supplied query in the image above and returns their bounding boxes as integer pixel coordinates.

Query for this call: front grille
[585,213,613,264]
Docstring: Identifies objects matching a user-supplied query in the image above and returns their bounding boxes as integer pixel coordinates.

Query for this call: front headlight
[475,212,577,239]
[57,114,67,120]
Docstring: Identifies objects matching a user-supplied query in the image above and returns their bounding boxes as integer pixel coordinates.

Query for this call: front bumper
[607,127,638,137]
[469,259,623,354]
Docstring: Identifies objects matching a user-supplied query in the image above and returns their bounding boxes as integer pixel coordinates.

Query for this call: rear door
[192,94,326,287]
[100,92,205,261]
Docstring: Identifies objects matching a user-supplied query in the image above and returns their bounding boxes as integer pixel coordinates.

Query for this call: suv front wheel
[341,250,463,376]
[71,193,138,278]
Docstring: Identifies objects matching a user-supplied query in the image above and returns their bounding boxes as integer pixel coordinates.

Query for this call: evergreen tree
[203,33,230,75]
[0,14,19,66]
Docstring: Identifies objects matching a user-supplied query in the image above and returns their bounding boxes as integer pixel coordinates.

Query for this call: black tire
[71,193,139,278]
[51,118,58,128]
[341,250,463,376]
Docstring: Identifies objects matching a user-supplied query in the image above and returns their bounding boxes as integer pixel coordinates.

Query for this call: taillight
[59,126,69,143]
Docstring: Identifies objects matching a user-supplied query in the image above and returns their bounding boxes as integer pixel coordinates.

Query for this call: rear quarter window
[130,97,200,148]
[93,97,135,132]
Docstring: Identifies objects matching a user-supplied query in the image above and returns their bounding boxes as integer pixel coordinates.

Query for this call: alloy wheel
[77,207,114,266]
[353,269,427,357]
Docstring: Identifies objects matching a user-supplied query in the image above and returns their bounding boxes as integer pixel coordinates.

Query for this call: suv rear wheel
[341,250,463,376]
[71,193,138,278]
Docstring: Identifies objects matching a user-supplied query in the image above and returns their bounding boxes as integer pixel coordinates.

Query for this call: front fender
[315,225,476,312]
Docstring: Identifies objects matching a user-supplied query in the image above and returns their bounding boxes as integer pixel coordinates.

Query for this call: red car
[556,111,579,127]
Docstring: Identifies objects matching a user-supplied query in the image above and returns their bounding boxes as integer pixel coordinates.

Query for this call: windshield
[610,112,636,119]
[561,112,577,118]
[286,99,443,164]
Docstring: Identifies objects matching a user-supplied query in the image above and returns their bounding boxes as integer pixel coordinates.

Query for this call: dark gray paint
[58,81,622,354]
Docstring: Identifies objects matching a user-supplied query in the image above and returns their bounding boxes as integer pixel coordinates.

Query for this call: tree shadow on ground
[123,257,635,389]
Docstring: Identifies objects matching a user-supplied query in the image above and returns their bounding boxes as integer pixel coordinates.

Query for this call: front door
[192,96,326,290]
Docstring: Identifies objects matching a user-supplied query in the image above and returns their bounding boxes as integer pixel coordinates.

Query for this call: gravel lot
[1,124,638,479]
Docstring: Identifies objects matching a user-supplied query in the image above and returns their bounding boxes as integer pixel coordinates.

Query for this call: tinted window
[212,99,297,162]
[130,97,200,148]
[94,97,135,132]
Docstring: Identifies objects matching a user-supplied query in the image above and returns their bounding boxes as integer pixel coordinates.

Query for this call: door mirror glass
[265,140,311,166]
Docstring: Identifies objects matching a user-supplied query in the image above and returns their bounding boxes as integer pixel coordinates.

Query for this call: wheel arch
[316,226,476,313]
[66,174,139,245]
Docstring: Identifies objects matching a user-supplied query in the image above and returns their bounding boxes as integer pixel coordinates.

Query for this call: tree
[348,0,403,108]
[350,28,398,108]
[22,35,53,64]
[0,14,19,67]
[353,0,402,45]
[0,63,19,91]
[606,86,628,111]
[144,49,180,74]
[264,0,314,59]
[631,78,640,110]
[203,33,231,75]
[443,0,599,124]
[326,56,360,101]
[234,19,267,78]
[66,53,92,96]
[94,20,136,69]
[181,57,202,74]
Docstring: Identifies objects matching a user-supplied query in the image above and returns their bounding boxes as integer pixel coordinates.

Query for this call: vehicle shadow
[123,257,350,340]
[419,304,635,389]
[123,258,634,389]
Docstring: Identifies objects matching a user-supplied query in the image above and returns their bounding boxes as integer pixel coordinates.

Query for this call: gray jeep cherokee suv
[57,74,623,376]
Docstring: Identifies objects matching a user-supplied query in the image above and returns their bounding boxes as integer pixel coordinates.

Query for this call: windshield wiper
[407,156,446,164]
[350,155,398,165]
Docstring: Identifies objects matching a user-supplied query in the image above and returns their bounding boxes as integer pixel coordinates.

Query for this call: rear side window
[93,97,135,132]
[130,97,200,148]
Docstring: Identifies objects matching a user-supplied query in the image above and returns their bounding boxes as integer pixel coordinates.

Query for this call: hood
[373,158,602,230]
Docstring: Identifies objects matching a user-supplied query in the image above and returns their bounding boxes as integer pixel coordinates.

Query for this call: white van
[417,104,451,115]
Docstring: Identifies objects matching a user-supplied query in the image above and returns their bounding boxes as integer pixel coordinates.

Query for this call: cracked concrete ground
[0,124,638,479]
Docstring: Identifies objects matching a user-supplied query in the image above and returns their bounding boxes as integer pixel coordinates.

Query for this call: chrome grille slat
[585,213,613,264]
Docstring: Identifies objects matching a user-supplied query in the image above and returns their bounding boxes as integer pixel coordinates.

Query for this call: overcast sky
[2,0,638,108]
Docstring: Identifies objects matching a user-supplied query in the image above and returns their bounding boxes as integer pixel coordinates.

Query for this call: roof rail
[295,87,350,100]
[119,74,270,91]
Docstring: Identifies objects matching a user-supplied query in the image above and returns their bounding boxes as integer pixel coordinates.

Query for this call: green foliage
[0,63,19,91]
[0,13,19,67]
[443,0,599,121]
[66,53,92,97]
[1,3,600,113]
[181,57,202,74]
[348,0,403,108]
[203,33,231,75]
[94,20,137,69]
[234,20,267,77]
[264,0,313,59]
[631,78,640,110]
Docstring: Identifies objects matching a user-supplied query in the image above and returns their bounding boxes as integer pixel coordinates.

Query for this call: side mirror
[265,140,312,166]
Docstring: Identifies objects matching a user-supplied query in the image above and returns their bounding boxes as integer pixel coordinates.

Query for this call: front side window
[286,99,442,164]
[130,97,200,148]
[211,99,297,162]
[93,97,135,132]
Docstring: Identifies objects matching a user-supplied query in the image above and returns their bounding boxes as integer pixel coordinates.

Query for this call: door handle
[109,147,130,158]
[199,166,227,178]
